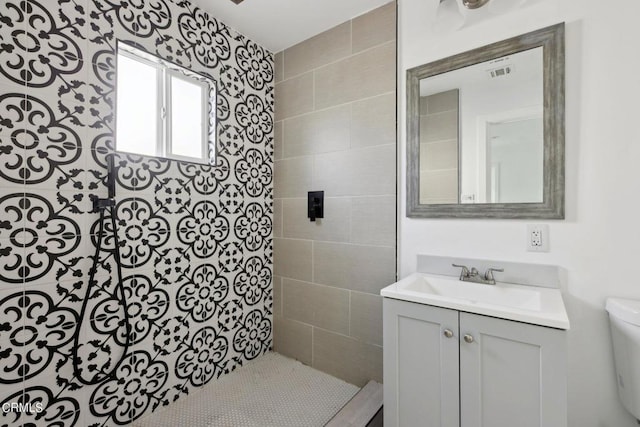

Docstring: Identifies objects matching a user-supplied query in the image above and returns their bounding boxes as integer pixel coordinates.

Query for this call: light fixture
[435,0,528,32]
[487,0,527,14]
[461,0,490,9]
[435,0,465,33]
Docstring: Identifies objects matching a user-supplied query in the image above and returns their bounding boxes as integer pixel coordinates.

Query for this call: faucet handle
[484,267,504,282]
[452,263,470,279]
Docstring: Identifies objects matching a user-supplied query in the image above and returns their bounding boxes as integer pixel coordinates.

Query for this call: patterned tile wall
[0,0,273,426]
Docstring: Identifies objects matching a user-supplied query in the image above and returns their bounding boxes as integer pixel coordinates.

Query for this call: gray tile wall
[273,1,396,387]
[419,89,459,204]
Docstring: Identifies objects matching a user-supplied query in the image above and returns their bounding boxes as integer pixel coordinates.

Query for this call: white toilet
[606,297,640,421]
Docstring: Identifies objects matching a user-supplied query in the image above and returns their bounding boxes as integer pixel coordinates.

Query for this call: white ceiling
[188,0,394,53]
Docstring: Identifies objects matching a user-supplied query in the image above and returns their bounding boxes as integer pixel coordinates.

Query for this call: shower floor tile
[132,352,359,427]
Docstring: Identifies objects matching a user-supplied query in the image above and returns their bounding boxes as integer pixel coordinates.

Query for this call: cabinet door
[459,312,567,427]
[383,298,460,427]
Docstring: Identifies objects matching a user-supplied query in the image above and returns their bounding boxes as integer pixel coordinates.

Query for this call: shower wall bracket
[93,197,115,212]
[92,155,117,212]
[308,191,324,222]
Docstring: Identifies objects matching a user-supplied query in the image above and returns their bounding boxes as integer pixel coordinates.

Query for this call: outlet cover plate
[527,224,549,252]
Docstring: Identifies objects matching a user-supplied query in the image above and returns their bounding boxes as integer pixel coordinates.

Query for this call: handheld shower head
[107,155,116,199]
[76,154,130,385]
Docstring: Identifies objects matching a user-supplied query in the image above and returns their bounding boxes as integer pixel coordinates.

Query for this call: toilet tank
[606,297,640,420]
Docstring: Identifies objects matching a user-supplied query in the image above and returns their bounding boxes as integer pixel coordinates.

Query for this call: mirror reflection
[418,47,543,205]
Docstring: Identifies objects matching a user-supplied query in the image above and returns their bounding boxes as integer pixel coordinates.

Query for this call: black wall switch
[308,191,324,222]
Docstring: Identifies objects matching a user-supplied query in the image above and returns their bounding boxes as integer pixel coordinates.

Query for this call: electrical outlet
[531,229,542,247]
[527,224,549,252]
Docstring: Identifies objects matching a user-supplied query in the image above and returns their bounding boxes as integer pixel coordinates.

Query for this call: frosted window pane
[116,54,158,157]
[171,75,205,159]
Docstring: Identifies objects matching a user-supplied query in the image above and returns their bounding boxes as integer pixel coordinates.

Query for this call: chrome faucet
[452,264,504,285]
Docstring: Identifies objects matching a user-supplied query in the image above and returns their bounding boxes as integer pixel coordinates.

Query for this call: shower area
[0,0,395,426]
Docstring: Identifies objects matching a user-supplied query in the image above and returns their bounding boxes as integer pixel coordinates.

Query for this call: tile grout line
[311,239,315,284]
[350,18,354,56]
[275,194,395,201]
[312,68,316,112]
[276,90,395,122]
[281,119,285,161]
[348,291,352,338]
[274,236,395,250]
[278,39,396,83]
[278,276,282,316]
[273,141,396,162]
[311,324,383,349]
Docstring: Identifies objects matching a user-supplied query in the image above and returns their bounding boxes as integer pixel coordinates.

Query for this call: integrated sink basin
[381,273,569,329]
[403,275,542,311]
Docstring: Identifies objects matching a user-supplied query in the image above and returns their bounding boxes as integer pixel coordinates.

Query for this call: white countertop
[380,273,570,330]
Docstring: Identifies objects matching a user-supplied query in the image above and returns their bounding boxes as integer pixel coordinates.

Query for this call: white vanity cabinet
[383,298,567,427]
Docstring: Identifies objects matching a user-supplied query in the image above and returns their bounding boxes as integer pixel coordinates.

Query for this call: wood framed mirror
[406,23,565,219]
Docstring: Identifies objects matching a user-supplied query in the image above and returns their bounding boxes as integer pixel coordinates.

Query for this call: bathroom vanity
[381,267,569,427]
[394,21,569,426]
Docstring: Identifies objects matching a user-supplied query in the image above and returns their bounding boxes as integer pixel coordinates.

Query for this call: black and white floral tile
[0,0,273,425]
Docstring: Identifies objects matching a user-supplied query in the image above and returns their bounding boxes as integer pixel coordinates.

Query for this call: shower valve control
[308,191,324,222]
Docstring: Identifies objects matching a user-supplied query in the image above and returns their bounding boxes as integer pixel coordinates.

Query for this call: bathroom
[0,0,639,426]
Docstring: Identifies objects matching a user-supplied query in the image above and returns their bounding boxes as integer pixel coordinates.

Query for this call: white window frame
[116,42,215,165]
[165,69,210,163]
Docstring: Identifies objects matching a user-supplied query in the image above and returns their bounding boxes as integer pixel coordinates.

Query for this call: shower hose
[72,159,131,385]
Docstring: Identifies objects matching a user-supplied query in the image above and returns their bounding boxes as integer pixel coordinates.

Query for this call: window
[115,43,215,164]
